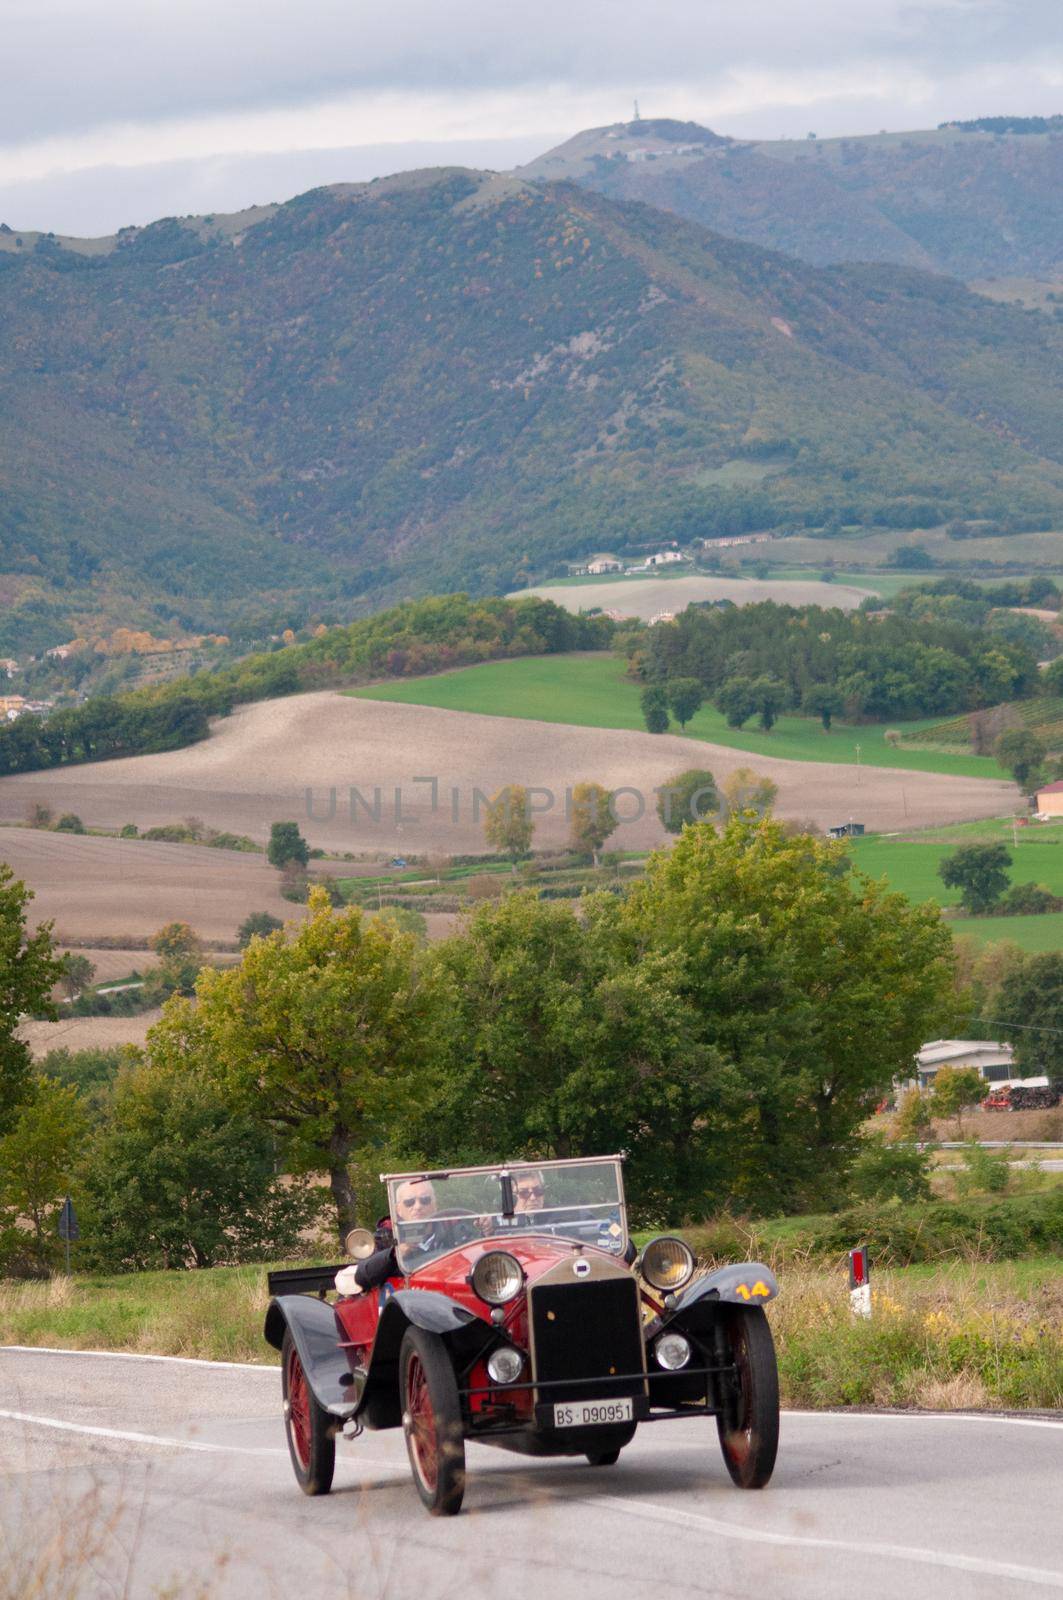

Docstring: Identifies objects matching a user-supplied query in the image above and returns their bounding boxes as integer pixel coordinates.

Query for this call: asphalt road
[3,1347,1062,1600]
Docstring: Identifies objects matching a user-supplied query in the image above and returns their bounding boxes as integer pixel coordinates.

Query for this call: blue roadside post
[58,1195,79,1275]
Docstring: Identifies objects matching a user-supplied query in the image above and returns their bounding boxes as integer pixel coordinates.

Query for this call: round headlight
[486,1346,524,1385]
[344,1227,376,1261]
[471,1251,524,1305]
[654,1332,692,1371]
[640,1235,695,1293]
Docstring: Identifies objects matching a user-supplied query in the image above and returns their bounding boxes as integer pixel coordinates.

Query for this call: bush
[847,1135,933,1204]
[55,813,85,833]
[237,911,283,948]
[1000,882,1063,915]
[119,822,139,837]
[268,820,310,870]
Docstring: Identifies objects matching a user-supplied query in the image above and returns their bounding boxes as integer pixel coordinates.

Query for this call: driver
[337,1178,442,1295]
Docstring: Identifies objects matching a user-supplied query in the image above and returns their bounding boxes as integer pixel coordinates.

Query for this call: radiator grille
[530,1276,645,1403]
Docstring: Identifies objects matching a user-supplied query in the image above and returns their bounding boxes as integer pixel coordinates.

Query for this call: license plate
[552,1397,633,1429]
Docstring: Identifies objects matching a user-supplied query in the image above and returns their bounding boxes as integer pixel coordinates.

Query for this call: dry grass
[4,1257,1059,1410]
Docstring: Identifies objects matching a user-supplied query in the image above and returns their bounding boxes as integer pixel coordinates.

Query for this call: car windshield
[382,1156,628,1266]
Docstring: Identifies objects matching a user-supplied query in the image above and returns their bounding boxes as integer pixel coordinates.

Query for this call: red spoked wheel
[715,1306,779,1489]
[400,1327,465,1516]
[281,1330,335,1496]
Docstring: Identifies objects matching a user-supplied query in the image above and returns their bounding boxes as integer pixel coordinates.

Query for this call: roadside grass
[348,654,1001,779]
[3,1255,1059,1409]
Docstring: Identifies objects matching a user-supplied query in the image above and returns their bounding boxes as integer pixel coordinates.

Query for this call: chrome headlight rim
[486,1345,525,1385]
[639,1234,695,1293]
[471,1250,525,1306]
[654,1331,692,1371]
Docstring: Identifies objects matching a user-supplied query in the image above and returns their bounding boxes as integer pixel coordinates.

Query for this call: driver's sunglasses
[399,1195,434,1210]
[516,1184,545,1199]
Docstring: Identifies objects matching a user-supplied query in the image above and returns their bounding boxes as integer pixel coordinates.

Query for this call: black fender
[264,1294,355,1418]
[356,1290,487,1430]
[677,1262,778,1309]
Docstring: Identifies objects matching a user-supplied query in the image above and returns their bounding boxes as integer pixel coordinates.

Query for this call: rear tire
[715,1307,779,1489]
[282,1331,335,1496]
[585,1448,621,1466]
[400,1327,466,1516]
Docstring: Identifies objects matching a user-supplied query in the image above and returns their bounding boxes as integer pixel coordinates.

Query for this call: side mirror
[344,1227,376,1260]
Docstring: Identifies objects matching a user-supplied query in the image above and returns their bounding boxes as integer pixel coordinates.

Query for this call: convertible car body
[264,1155,780,1515]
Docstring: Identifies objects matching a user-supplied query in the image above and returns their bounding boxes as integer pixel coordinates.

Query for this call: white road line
[0,1409,287,1457]
[786,1408,1063,1430]
[594,1495,1063,1589]
[1,1346,276,1372]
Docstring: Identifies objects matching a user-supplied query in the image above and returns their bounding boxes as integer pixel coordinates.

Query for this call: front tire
[400,1327,466,1516]
[715,1307,779,1489]
[282,1331,335,1496]
[585,1448,621,1466]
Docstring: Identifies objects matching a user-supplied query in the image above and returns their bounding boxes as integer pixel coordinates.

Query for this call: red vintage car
[264,1155,780,1516]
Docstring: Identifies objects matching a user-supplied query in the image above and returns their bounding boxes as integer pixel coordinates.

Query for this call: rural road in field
[2,1349,1062,1599]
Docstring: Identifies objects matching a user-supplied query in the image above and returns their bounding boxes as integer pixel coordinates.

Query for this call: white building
[648,610,676,626]
[586,557,623,575]
[910,1039,1015,1091]
[646,550,683,567]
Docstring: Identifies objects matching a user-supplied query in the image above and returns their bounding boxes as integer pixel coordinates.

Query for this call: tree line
[635,584,1056,726]
[0,595,614,777]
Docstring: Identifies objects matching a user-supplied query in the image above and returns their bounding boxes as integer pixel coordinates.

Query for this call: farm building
[911,1039,1015,1090]
[1035,780,1063,817]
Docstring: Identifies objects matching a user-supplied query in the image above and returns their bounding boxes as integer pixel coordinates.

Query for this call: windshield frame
[380,1155,629,1261]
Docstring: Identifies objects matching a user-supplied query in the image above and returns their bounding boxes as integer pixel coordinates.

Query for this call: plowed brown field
[0,691,1015,858]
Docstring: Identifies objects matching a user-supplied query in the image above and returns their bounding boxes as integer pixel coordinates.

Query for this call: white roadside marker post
[849,1245,871,1318]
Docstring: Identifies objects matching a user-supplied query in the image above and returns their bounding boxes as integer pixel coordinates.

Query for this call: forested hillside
[524,117,1063,280]
[2,166,1063,652]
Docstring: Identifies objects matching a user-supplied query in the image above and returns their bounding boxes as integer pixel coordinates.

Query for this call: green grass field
[349,654,1002,779]
[848,829,1063,951]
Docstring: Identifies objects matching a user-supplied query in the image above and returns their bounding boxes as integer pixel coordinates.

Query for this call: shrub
[268,820,310,870]
[119,823,139,837]
[237,911,283,947]
[55,813,85,833]
[847,1134,934,1204]
[1000,882,1063,915]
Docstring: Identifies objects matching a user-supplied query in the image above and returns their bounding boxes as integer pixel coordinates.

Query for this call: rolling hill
[2,166,1063,652]
[521,116,1063,282]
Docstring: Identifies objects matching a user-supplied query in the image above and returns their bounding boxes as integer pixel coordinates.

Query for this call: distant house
[44,644,72,660]
[0,659,19,676]
[911,1039,1015,1090]
[702,533,772,550]
[0,695,26,720]
[1035,780,1063,817]
[600,608,628,622]
[649,611,676,626]
[587,557,623,575]
[646,550,683,567]
[827,821,865,838]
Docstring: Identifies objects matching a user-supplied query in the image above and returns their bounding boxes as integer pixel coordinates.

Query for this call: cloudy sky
[3,0,1060,234]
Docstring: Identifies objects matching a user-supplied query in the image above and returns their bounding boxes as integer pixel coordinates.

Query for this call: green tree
[151,887,446,1237]
[0,1079,85,1274]
[79,1058,321,1271]
[569,781,618,865]
[484,783,534,867]
[752,676,786,732]
[641,685,670,734]
[237,911,283,948]
[424,892,713,1220]
[720,766,778,819]
[939,843,1011,914]
[995,952,1063,1080]
[59,953,95,1000]
[149,921,204,997]
[995,729,1047,793]
[929,1064,985,1135]
[801,683,844,731]
[715,676,759,729]
[55,813,85,834]
[0,866,63,1131]
[38,1045,126,1122]
[618,816,955,1213]
[666,677,704,730]
[891,1088,933,1142]
[847,1132,933,1203]
[656,769,719,834]
[267,820,310,870]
